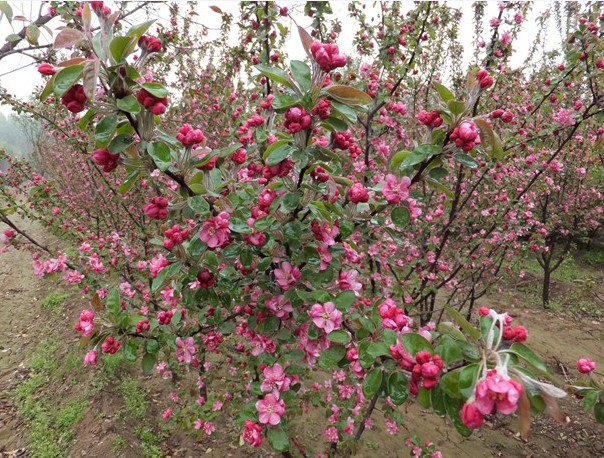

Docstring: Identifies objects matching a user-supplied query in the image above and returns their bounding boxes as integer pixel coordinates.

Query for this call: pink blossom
[474,369,523,415]
[461,402,484,428]
[265,295,293,319]
[273,262,301,291]
[324,426,339,443]
[74,309,95,337]
[199,212,231,248]
[308,302,342,333]
[577,358,596,374]
[338,269,363,296]
[83,350,97,367]
[261,363,291,394]
[175,337,196,364]
[242,420,263,447]
[382,174,410,204]
[256,393,285,425]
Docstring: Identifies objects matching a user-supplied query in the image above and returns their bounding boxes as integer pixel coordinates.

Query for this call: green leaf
[363,368,383,398]
[94,115,117,147]
[108,134,134,153]
[447,100,466,116]
[142,82,168,98]
[417,386,432,408]
[509,343,548,374]
[334,290,356,310]
[400,333,433,356]
[124,340,137,362]
[267,426,290,452]
[358,341,374,369]
[326,85,372,106]
[26,24,40,45]
[387,372,408,405]
[53,65,84,97]
[437,322,466,341]
[431,385,447,415]
[290,60,311,92]
[366,342,391,359]
[106,288,121,314]
[119,170,140,194]
[281,192,300,212]
[109,35,136,63]
[445,306,481,341]
[391,206,410,227]
[318,345,346,370]
[264,142,295,166]
[453,153,479,169]
[255,64,293,89]
[126,19,156,40]
[435,335,464,365]
[116,95,141,113]
[142,352,157,374]
[6,33,20,42]
[445,396,473,437]
[271,93,299,110]
[328,330,350,343]
[434,82,455,102]
[147,141,171,171]
[429,167,448,180]
[331,101,357,123]
[594,402,604,424]
[188,196,210,214]
[391,150,425,168]
[0,2,13,22]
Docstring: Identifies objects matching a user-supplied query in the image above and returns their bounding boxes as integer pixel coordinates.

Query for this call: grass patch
[118,378,149,420]
[39,291,69,310]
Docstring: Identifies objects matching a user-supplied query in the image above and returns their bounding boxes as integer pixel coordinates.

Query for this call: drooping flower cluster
[476,68,494,88]
[143,196,169,220]
[577,358,596,374]
[61,84,87,113]
[450,121,481,152]
[92,148,120,173]
[310,41,347,72]
[137,88,169,115]
[138,35,162,53]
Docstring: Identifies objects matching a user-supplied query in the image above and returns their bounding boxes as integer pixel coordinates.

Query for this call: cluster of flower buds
[310,42,347,72]
[284,106,312,134]
[378,298,411,332]
[409,351,444,395]
[348,182,369,203]
[417,110,443,128]
[490,109,514,123]
[61,84,87,113]
[163,225,191,249]
[333,130,354,150]
[196,268,216,289]
[476,68,494,88]
[157,309,174,325]
[90,1,111,16]
[478,307,528,343]
[137,88,169,115]
[138,35,162,53]
[176,124,206,147]
[311,166,330,183]
[92,148,120,173]
[311,99,332,119]
[101,336,121,354]
[451,121,481,152]
[143,196,169,220]
[74,309,95,337]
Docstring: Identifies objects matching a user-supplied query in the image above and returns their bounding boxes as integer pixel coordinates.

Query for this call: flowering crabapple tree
[2,1,604,455]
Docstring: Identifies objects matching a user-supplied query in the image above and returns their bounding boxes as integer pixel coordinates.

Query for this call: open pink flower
[260,363,291,394]
[242,420,263,447]
[83,350,98,367]
[308,302,342,333]
[474,369,523,415]
[199,211,231,248]
[339,269,363,296]
[382,174,410,204]
[273,262,301,291]
[256,393,285,425]
[265,295,293,319]
[74,309,95,337]
[175,337,197,364]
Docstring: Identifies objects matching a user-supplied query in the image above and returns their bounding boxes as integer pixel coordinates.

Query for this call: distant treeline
[0,111,40,160]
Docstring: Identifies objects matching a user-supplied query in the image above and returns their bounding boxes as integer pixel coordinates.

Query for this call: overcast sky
[0,1,561,114]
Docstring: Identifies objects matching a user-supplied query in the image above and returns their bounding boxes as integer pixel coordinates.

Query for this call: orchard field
[0,2,603,457]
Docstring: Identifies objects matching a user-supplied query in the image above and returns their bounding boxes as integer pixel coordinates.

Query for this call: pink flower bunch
[83,350,98,367]
[90,1,110,16]
[308,302,343,333]
[92,148,120,173]
[175,336,196,364]
[451,121,481,152]
[242,420,263,447]
[149,253,169,277]
[163,224,191,249]
[382,174,411,204]
[138,35,162,53]
[273,261,301,291]
[409,350,444,395]
[284,106,311,134]
[199,211,231,248]
[310,41,347,72]
[311,98,332,119]
[476,68,494,88]
[339,270,363,296]
[462,369,523,428]
[101,336,121,354]
[260,363,292,395]
[157,309,174,325]
[378,298,412,332]
[256,393,285,425]
[333,130,354,150]
[143,196,169,220]
[553,108,575,127]
[576,358,596,374]
[265,295,293,319]
[416,110,443,128]
[176,123,206,147]
[137,88,169,115]
[37,63,56,76]
[61,84,87,113]
[348,182,369,203]
[74,309,95,337]
[196,268,216,288]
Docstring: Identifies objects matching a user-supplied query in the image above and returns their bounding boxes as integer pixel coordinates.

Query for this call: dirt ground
[0,219,602,457]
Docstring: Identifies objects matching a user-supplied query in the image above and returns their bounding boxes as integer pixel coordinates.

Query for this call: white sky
[0,1,561,114]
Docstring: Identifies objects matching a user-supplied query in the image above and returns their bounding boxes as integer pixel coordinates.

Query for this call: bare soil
[0,220,602,457]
